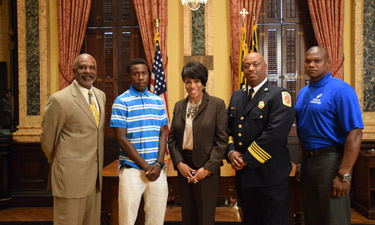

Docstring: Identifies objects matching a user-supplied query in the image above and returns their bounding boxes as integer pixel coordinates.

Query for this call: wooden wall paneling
[10,142,52,207]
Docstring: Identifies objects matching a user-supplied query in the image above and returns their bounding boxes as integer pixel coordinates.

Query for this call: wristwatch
[205,168,212,176]
[154,161,165,168]
[337,172,351,182]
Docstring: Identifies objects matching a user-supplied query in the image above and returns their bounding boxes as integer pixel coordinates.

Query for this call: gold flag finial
[154,18,161,33]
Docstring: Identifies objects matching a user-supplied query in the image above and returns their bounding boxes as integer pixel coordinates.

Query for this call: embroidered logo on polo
[310,93,322,104]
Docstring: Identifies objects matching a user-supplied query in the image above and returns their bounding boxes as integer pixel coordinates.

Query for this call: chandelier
[181,0,208,11]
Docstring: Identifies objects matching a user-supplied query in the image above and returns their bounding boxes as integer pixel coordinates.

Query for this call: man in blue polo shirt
[295,46,363,225]
[110,58,168,225]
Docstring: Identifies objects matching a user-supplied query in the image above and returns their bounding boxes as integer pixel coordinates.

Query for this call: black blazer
[168,92,228,174]
[227,81,295,187]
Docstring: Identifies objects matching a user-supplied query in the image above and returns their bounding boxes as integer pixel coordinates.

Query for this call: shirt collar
[129,85,150,96]
[248,78,267,95]
[309,72,331,88]
[74,80,93,95]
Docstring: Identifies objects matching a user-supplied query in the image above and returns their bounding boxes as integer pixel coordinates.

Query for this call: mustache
[81,74,95,79]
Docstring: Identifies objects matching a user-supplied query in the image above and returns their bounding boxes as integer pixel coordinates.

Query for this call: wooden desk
[101,160,303,225]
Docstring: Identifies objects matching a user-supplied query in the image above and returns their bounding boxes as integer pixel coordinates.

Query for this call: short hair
[307,46,329,60]
[73,53,97,70]
[126,58,151,75]
[181,62,208,86]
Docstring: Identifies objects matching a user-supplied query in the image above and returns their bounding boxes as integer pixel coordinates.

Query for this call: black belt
[303,146,340,157]
[121,164,133,169]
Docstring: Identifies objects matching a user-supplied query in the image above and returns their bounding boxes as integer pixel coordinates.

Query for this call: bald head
[306,46,329,60]
[73,54,97,70]
[73,53,98,89]
[244,52,266,64]
[243,52,268,88]
[304,46,330,83]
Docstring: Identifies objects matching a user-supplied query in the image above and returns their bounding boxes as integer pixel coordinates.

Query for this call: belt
[121,164,133,169]
[303,146,339,157]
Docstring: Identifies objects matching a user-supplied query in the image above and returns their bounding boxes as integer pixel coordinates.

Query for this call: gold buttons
[238,133,242,137]
[239,142,243,146]
[260,115,263,119]
[240,116,244,120]
[238,124,242,128]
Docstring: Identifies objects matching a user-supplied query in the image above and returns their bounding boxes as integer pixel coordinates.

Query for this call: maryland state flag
[250,20,258,53]
[238,26,249,89]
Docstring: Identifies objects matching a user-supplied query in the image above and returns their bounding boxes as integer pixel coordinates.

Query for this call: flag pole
[250,10,258,53]
[151,18,171,159]
[238,8,249,89]
[154,18,160,51]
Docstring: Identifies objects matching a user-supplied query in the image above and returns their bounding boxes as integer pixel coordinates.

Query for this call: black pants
[301,151,351,225]
[237,179,290,225]
[178,150,220,225]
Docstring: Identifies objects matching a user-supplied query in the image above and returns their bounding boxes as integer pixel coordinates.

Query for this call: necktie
[88,91,99,127]
[247,88,254,104]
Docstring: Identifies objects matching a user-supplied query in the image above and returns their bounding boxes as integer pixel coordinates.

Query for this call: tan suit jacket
[41,82,106,198]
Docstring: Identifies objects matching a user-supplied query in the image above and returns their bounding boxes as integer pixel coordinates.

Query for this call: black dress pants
[301,151,351,225]
[178,150,220,225]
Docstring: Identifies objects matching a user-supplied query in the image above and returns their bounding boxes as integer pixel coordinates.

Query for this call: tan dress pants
[53,189,101,225]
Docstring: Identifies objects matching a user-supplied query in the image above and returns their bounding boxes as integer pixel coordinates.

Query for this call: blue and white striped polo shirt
[110,85,168,169]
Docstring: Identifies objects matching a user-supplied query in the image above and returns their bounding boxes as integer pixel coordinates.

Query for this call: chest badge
[258,101,265,109]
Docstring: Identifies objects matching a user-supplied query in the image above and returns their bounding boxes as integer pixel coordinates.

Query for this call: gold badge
[258,101,265,109]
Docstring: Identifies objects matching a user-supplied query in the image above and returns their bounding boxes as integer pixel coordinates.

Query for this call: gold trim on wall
[354,0,375,139]
[13,0,50,143]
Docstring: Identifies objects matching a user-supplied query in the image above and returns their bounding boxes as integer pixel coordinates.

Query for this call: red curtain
[308,0,344,80]
[133,0,168,72]
[57,0,92,89]
[230,0,262,93]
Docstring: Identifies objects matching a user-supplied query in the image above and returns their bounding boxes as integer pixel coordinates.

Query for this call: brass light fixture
[181,0,208,11]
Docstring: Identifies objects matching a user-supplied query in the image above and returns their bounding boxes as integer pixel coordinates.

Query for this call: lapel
[71,82,98,127]
[180,97,188,122]
[243,81,270,116]
[179,91,209,122]
[194,92,209,118]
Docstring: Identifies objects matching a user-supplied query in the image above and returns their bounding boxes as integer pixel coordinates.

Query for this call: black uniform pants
[237,179,290,225]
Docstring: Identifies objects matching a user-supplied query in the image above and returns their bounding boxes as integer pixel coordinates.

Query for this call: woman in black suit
[168,62,228,225]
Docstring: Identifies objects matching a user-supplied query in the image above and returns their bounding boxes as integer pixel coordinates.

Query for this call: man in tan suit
[41,54,106,225]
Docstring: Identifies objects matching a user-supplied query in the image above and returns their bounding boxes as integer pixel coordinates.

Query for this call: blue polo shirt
[110,85,168,169]
[295,73,363,150]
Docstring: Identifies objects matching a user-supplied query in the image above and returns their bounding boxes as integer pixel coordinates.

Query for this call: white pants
[118,167,168,225]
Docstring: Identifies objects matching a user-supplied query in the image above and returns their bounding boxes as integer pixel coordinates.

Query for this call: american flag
[150,39,170,144]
